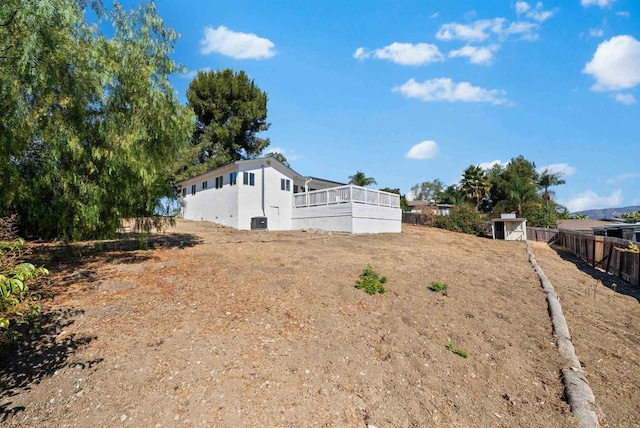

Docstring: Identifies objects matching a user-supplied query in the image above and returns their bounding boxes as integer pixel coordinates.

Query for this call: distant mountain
[572,205,640,220]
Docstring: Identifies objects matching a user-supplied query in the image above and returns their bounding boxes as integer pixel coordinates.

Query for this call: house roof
[175,156,303,186]
[557,219,611,232]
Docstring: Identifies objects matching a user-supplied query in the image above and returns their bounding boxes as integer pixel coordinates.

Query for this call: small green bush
[355,266,387,295]
[446,342,469,358]
[429,281,448,296]
[1,216,49,343]
[434,205,486,235]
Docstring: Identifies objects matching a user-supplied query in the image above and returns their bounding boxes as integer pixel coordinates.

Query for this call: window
[243,172,255,186]
[202,180,208,189]
[293,184,299,193]
[215,176,223,189]
[230,171,237,185]
[182,188,186,198]
[281,178,291,191]
[191,184,196,195]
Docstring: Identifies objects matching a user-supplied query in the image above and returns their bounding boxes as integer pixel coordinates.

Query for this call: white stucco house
[176,157,401,233]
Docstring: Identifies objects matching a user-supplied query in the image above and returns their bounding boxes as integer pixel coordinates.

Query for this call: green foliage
[411,179,444,202]
[615,240,640,254]
[429,281,448,296]
[379,187,409,211]
[355,267,387,295]
[618,210,640,222]
[434,205,486,235]
[348,171,377,187]
[0,0,193,240]
[461,165,490,208]
[181,69,270,179]
[0,216,48,343]
[441,184,464,205]
[537,168,566,203]
[446,342,469,358]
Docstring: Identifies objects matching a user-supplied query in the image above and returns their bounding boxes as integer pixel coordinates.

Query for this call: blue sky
[124,0,638,211]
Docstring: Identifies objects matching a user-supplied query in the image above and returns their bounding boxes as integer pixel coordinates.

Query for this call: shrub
[0,216,49,343]
[434,205,486,235]
[355,266,387,295]
[429,281,448,296]
[446,342,469,358]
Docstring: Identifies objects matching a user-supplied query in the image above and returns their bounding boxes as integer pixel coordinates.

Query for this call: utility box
[251,216,268,230]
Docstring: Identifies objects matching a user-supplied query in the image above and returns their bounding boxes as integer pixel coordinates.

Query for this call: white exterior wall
[352,203,402,233]
[292,202,401,233]
[236,161,293,231]
[505,220,527,241]
[180,169,240,228]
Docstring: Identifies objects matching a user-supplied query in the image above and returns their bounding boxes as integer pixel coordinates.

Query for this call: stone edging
[525,242,599,428]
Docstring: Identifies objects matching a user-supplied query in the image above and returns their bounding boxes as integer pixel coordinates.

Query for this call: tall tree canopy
[348,171,377,187]
[181,69,270,179]
[537,168,566,203]
[0,0,193,240]
[460,165,490,207]
[411,179,444,202]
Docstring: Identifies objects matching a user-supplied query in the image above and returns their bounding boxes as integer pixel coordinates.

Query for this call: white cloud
[430,12,440,19]
[501,21,540,40]
[448,44,499,65]
[581,0,617,7]
[353,42,443,65]
[436,18,505,42]
[616,11,630,17]
[478,159,505,170]
[583,35,640,91]
[515,1,531,15]
[564,189,623,212]
[200,26,275,60]
[182,67,212,79]
[607,172,640,184]
[614,93,637,104]
[393,78,509,105]
[589,28,604,37]
[405,141,439,159]
[517,1,555,22]
[538,163,576,176]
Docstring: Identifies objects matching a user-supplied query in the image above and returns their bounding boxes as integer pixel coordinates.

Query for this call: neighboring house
[176,157,401,233]
[557,219,611,233]
[406,201,453,216]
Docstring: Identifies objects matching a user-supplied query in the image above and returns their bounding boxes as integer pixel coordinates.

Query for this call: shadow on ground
[551,245,640,303]
[0,308,98,423]
[28,231,202,270]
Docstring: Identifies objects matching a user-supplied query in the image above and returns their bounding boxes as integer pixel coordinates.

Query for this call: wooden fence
[528,227,559,243]
[402,212,428,225]
[557,230,640,287]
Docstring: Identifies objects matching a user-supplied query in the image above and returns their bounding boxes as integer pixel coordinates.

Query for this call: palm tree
[460,165,490,208]
[537,169,566,204]
[508,176,539,217]
[348,171,377,187]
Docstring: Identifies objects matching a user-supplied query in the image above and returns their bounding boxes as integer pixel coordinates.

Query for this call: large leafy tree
[411,179,444,202]
[0,0,193,240]
[348,171,377,187]
[460,165,490,208]
[182,69,270,179]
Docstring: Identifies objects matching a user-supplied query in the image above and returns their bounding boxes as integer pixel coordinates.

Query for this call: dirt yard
[1,220,638,427]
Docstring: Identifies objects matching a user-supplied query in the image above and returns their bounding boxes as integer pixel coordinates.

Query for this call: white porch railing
[293,185,401,208]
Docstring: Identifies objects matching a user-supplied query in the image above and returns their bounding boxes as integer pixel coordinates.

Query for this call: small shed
[491,214,527,241]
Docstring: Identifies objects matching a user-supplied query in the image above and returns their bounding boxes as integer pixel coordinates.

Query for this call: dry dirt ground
[1,220,638,427]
